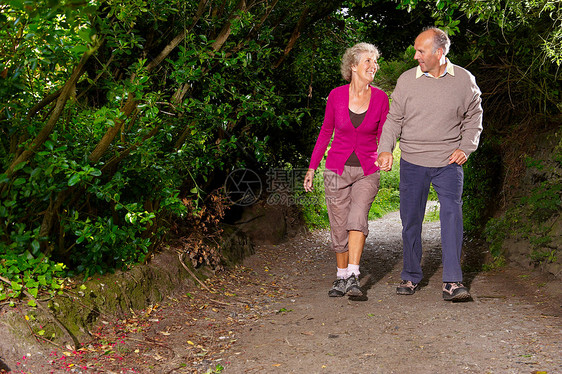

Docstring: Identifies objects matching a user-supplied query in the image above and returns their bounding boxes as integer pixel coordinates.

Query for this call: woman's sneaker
[442,282,471,301]
[328,278,347,297]
[396,280,419,295]
[345,274,363,297]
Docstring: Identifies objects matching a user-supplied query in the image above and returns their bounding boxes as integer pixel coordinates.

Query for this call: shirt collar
[416,58,455,79]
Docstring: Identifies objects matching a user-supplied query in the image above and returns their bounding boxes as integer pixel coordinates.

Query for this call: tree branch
[273,6,310,69]
[146,0,211,72]
[88,0,212,163]
[4,47,96,177]
[211,0,247,52]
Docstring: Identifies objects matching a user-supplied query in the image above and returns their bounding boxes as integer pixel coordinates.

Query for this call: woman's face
[351,52,378,83]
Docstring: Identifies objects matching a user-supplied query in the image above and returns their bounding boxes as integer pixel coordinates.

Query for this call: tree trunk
[4,50,94,177]
[88,0,211,164]
[211,0,248,52]
[273,6,310,69]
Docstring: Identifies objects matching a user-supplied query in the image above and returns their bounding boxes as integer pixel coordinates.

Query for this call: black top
[345,109,367,167]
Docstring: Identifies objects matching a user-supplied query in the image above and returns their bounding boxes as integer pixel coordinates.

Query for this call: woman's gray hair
[340,42,380,82]
[424,27,451,56]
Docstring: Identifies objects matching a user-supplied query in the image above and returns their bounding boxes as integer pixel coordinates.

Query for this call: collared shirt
[415,58,455,79]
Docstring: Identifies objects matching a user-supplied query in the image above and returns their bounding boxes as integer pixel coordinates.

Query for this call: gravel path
[222,208,561,374]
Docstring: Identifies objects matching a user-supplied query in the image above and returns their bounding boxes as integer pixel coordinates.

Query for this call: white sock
[336,267,348,279]
[348,264,360,277]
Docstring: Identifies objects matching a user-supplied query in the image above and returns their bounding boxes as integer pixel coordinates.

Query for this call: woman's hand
[303,168,315,192]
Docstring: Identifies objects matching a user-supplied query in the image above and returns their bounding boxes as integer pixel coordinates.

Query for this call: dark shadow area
[0,358,11,372]
[461,237,490,289]
[418,244,443,289]
[348,294,369,302]
[358,240,403,299]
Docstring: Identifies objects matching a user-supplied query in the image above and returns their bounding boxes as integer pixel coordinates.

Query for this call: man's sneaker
[328,278,347,297]
[396,280,419,295]
[442,282,471,301]
[345,274,363,297]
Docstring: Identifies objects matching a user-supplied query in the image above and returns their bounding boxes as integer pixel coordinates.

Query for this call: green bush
[0,251,66,306]
[369,146,402,220]
[462,139,503,234]
[299,161,330,230]
[483,138,561,264]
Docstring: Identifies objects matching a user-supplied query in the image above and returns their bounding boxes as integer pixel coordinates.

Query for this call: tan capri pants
[324,166,380,253]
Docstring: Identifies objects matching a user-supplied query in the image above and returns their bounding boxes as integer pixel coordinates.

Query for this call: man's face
[413,31,442,74]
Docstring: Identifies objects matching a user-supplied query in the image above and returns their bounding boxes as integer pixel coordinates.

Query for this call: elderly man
[376,27,483,301]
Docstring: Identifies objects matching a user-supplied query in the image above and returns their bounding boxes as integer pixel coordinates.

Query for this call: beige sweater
[378,64,483,167]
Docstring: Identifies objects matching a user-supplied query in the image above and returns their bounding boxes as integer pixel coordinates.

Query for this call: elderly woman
[303,43,388,297]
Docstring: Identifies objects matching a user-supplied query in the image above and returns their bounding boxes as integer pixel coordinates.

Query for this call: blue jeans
[399,159,464,283]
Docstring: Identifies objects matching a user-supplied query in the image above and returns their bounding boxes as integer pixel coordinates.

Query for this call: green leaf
[77,29,92,43]
[13,178,26,186]
[37,275,47,286]
[31,240,40,254]
[68,174,81,186]
[71,45,88,54]
[90,169,102,177]
[13,161,27,172]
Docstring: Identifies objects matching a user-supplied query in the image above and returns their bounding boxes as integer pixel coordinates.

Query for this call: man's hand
[303,168,315,192]
[449,149,467,165]
[375,152,394,171]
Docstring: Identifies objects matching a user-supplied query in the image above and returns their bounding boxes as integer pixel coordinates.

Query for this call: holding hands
[376,149,467,171]
[375,152,393,171]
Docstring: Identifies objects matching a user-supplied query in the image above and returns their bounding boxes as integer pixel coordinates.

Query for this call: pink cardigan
[308,84,389,175]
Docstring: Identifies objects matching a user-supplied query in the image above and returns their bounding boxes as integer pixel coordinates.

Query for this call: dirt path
[221,209,561,374]
[4,208,561,373]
